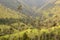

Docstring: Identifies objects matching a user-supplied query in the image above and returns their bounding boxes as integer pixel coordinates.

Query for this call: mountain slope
[0,0,20,10]
[0,0,57,17]
[0,4,33,37]
[0,4,20,19]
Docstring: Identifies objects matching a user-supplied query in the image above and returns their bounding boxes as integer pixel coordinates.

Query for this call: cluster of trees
[0,26,60,40]
[16,3,60,29]
[0,1,60,40]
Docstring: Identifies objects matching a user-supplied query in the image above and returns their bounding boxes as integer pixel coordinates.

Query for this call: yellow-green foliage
[0,26,60,40]
[0,0,60,40]
[0,4,18,19]
[0,4,33,38]
[0,4,27,19]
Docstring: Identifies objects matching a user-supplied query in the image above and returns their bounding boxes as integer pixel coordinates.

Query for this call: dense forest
[0,0,60,40]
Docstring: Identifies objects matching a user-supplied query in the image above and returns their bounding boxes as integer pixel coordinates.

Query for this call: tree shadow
[0,18,19,25]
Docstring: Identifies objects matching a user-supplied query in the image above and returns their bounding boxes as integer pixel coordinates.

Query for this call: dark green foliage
[34,35,38,40]
[17,5,22,10]
[23,33,29,40]
[0,1,60,40]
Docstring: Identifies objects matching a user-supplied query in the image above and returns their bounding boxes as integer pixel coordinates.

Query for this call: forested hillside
[0,4,34,37]
[0,0,60,40]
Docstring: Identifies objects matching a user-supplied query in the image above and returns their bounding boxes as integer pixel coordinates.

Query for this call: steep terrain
[0,4,33,37]
[0,0,60,40]
[0,0,57,17]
